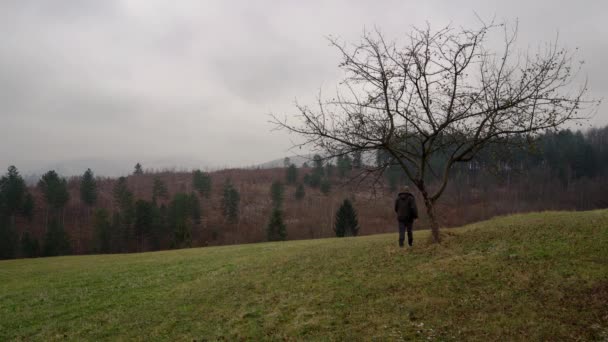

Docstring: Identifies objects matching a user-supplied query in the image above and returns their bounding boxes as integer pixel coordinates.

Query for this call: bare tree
[273,21,598,243]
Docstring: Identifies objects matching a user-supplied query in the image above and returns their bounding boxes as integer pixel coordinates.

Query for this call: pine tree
[0,216,17,259]
[134,200,156,251]
[113,177,134,223]
[337,155,352,178]
[270,181,284,209]
[308,172,322,188]
[320,179,331,195]
[295,183,305,200]
[334,199,360,237]
[113,177,134,251]
[286,164,298,184]
[152,176,169,203]
[79,168,97,251]
[80,168,97,207]
[20,231,40,258]
[38,171,70,211]
[168,193,194,248]
[221,180,240,224]
[93,208,112,253]
[134,163,144,175]
[0,166,30,259]
[189,192,201,225]
[266,207,287,241]
[192,170,212,198]
[22,192,34,221]
[38,170,70,227]
[1,166,27,221]
[43,219,72,256]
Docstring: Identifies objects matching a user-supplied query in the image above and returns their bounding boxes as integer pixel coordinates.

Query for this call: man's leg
[398,220,406,247]
[406,221,414,247]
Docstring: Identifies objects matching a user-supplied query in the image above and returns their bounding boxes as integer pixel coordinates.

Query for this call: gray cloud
[0,0,606,175]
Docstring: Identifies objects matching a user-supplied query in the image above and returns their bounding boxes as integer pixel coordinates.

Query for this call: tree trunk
[419,186,441,243]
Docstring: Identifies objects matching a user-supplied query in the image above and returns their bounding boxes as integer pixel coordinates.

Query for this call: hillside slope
[1,210,607,341]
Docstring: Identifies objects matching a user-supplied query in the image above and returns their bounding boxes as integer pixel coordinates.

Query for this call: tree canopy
[274,22,598,242]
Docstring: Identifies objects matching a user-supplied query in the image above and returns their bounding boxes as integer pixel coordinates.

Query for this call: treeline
[1,126,607,260]
[0,167,225,259]
[382,127,608,191]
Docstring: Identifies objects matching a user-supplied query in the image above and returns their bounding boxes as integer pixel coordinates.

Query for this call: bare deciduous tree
[273,21,598,243]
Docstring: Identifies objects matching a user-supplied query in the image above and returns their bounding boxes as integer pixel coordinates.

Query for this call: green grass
[1,210,607,341]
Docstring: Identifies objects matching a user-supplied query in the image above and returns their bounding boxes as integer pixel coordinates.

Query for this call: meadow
[1,210,607,341]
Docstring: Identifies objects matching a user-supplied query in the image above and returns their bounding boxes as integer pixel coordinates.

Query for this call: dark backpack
[397,194,417,221]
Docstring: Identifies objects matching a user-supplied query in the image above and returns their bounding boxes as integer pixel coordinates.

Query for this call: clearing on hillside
[1,210,607,341]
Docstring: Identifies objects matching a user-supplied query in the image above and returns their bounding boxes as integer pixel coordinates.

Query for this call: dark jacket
[395,192,418,222]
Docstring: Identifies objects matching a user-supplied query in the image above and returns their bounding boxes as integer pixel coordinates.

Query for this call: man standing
[394,186,418,248]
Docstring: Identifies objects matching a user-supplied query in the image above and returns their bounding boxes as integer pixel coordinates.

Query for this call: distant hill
[12,156,212,182]
[2,210,606,340]
[257,154,315,168]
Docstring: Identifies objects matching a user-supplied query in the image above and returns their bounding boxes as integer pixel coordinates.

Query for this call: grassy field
[1,210,607,341]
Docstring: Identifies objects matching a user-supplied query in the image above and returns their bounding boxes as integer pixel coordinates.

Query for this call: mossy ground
[1,210,607,341]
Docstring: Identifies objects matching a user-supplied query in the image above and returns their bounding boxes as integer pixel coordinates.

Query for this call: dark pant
[398,220,413,247]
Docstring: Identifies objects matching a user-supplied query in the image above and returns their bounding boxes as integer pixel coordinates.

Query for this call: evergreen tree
[320,179,331,195]
[43,219,72,256]
[168,193,194,248]
[152,176,169,203]
[303,173,311,186]
[0,166,31,259]
[308,172,322,188]
[38,170,70,212]
[38,170,70,233]
[0,166,27,221]
[192,170,212,198]
[305,154,324,188]
[80,168,97,207]
[283,157,291,168]
[113,177,135,251]
[190,192,201,225]
[0,215,16,259]
[20,231,40,258]
[134,163,144,175]
[92,208,112,253]
[286,164,298,184]
[337,155,352,178]
[266,207,287,241]
[110,211,122,253]
[221,180,240,224]
[113,177,134,224]
[152,203,169,250]
[270,181,284,209]
[334,199,360,237]
[22,192,34,221]
[134,200,156,251]
[295,183,305,200]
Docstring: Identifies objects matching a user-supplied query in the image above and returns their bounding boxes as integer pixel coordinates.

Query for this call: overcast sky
[1,0,606,175]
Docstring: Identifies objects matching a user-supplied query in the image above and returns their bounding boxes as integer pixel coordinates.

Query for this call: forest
[1,126,607,260]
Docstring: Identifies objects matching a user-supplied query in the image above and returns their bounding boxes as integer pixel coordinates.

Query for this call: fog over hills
[13,156,212,181]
